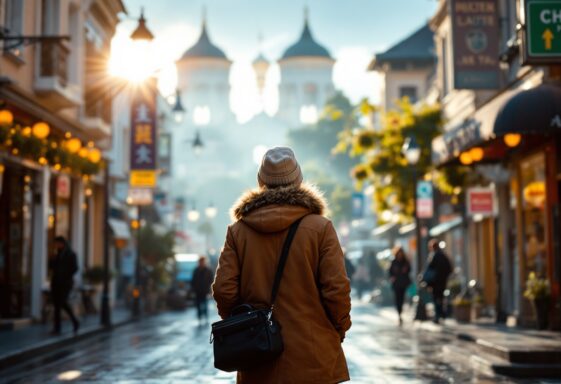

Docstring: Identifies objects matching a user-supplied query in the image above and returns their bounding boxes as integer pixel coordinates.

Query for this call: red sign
[417,198,434,219]
[56,175,71,199]
[467,188,495,216]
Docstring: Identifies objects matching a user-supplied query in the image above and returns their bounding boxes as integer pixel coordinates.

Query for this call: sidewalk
[378,305,561,378]
[0,306,134,370]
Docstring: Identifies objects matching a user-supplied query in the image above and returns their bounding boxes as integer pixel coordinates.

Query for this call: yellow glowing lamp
[0,164,5,173]
[88,148,101,163]
[504,133,522,148]
[130,219,140,230]
[469,147,484,162]
[459,152,473,165]
[32,122,50,139]
[66,138,82,153]
[38,157,48,165]
[0,109,14,125]
[21,127,32,137]
[78,148,89,158]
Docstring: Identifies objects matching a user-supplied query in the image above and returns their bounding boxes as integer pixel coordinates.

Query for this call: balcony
[34,40,81,109]
[81,92,112,140]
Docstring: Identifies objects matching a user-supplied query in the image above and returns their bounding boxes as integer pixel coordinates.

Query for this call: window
[399,86,418,103]
[3,0,24,54]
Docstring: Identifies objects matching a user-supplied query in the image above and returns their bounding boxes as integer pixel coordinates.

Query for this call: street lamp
[188,205,200,222]
[172,89,186,123]
[205,203,218,219]
[192,130,204,155]
[402,136,428,321]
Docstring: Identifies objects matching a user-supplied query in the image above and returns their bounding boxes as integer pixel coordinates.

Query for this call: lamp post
[171,89,186,123]
[402,136,427,321]
[101,161,111,327]
[129,9,155,318]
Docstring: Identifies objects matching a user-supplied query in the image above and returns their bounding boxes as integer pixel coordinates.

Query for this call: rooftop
[280,9,332,61]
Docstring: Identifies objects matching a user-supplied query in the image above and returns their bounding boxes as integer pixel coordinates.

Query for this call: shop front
[432,78,561,329]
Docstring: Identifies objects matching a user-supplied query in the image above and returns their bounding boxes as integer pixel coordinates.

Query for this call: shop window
[399,86,418,103]
[3,0,25,54]
[520,153,548,278]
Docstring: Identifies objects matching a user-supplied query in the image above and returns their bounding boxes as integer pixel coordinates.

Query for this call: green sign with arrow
[525,0,561,61]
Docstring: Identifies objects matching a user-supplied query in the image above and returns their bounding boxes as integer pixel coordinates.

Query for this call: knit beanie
[258,147,303,188]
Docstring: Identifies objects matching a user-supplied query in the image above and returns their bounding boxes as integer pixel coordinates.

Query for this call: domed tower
[277,8,335,127]
[176,12,233,126]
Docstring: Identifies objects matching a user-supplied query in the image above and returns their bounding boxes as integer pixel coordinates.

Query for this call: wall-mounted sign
[467,187,495,216]
[56,174,71,199]
[416,181,434,219]
[451,0,500,89]
[130,80,158,188]
[126,188,153,206]
[523,0,561,63]
[351,192,365,219]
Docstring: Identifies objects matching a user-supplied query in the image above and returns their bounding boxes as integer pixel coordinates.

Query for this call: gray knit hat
[258,147,303,188]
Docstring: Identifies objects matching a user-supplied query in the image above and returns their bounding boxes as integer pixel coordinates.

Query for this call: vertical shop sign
[451,0,500,89]
[130,82,158,188]
[416,181,434,219]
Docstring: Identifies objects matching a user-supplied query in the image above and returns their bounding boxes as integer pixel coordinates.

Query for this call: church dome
[281,12,332,60]
[179,20,228,61]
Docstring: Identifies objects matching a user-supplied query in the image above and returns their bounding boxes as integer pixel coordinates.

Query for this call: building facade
[430,0,560,328]
[0,0,124,322]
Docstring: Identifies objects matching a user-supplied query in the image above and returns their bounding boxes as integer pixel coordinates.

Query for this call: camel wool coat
[212,184,352,384]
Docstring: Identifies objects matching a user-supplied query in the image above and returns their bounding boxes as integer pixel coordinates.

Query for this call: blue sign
[351,192,365,219]
[417,181,433,200]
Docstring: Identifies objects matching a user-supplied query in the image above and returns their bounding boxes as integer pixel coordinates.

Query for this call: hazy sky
[115,0,438,121]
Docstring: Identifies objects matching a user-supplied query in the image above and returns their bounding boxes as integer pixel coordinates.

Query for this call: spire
[302,6,312,39]
[202,5,207,29]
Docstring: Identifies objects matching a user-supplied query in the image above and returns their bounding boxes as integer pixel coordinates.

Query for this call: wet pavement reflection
[0,302,556,383]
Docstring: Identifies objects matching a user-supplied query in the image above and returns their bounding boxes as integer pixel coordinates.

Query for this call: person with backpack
[423,239,452,323]
[212,147,351,383]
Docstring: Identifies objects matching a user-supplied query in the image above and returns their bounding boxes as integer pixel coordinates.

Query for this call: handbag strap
[269,217,303,308]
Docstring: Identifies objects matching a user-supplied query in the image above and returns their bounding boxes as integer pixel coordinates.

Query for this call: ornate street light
[402,136,421,165]
[205,203,218,219]
[130,8,154,41]
[171,89,186,123]
[192,130,204,155]
[188,205,200,222]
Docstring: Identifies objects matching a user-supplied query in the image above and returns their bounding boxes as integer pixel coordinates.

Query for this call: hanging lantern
[88,148,101,163]
[459,152,473,165]
[504,133,522,148]
[38,157,48,165]
[78,148,89,158]
[32,122,50,139]
[66,138,82,153]
[469,147,484,162]
[0,110,14,125]
[21,127,32,137]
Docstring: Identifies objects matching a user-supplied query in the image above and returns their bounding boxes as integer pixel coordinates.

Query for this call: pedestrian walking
[344,252,356,283]
[49,236,79,335]
[213,147,351,383]
[353,258,370,300]
[191,256,214,323]
[423,240,452,323]
[388,247,411,325]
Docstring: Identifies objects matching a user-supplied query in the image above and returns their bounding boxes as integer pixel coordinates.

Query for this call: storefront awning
[429,217,463,237]
[494,83,561,136]
[372,222,398,237]
[108,218,131,240]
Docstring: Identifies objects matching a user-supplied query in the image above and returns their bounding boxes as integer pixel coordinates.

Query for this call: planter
[453,304,471,323]
[532,297,550,330]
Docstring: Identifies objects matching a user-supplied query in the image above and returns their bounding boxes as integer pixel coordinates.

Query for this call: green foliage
[338,98,468,221]
[287,92,359,224]
[524,272,551,300]
[138,224,175,287]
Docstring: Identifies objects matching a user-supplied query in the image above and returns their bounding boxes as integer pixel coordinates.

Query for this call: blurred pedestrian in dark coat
[389,247,411,325]
[344,253,356,283]
[191,256,214,323]
[49,236,79,335]
[424,239,452,323]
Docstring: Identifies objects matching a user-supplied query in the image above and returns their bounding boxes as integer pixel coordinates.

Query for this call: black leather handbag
[211,218,302,372]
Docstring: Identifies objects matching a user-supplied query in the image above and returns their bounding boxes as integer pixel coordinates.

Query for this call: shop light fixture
[66,138,82,153]
[0,109,13,125]
[32,122,50,139]
[469,147,484,162]
[504,133,522,148]
[459,152,473,165]
[88,148,102,163]
[78,148,89,158]
[21,127,32,136]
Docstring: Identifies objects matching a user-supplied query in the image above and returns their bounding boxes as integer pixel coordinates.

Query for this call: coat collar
[231,183,328,222]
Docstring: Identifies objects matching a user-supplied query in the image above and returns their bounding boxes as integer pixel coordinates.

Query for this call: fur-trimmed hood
[231,183,328,233]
